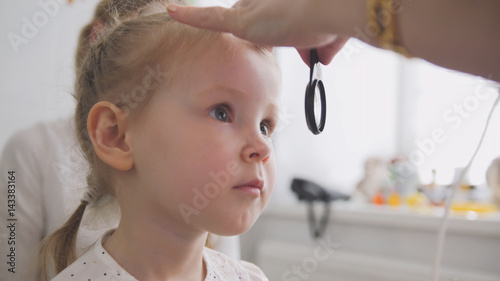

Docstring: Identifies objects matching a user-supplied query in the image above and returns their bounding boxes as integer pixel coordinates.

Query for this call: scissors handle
[305,48,326,135]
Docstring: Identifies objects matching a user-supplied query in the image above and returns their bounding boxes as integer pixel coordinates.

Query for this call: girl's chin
[209,226,251,237]
[207,220,257,237]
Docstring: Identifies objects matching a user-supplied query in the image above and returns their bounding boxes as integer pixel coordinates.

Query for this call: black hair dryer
[291,178,349,240]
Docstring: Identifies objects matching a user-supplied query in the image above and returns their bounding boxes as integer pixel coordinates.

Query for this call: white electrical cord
[432,87,500,281]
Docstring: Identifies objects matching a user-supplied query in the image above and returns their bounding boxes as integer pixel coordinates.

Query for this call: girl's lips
[233,179,264,196]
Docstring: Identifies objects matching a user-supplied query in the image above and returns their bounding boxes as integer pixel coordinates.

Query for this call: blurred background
[1,1,499,280]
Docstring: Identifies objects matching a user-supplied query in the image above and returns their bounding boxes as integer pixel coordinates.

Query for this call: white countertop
[262,201,500,237]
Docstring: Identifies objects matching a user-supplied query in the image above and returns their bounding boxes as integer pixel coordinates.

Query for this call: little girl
[37,1,281,280]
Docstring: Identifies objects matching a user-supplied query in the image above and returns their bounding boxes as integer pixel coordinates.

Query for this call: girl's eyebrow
[193,84,280,117]
[193,84,246,99]
[267,103,280,118]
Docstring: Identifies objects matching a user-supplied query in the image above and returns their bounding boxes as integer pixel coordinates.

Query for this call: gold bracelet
[367,0,412,58]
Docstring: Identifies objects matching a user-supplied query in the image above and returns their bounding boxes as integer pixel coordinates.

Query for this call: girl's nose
[241,134,272,164]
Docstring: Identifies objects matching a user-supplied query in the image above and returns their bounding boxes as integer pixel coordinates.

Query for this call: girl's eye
[209,106,230,122]
[260,123,269,136]
[260,120,276,137]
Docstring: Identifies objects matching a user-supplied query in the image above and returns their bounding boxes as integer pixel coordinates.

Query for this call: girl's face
[126,37,281,236]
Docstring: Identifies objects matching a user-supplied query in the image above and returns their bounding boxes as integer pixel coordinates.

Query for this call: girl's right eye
[209,105,231,122]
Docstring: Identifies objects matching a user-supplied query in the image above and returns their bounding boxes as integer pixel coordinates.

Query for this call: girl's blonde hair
[75,0,184,71]
[37,0,230,279]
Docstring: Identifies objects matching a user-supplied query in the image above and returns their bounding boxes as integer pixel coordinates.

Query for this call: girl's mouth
[232,179,263,196]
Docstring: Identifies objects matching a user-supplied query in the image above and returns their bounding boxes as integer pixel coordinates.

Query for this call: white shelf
[262,202,500,237]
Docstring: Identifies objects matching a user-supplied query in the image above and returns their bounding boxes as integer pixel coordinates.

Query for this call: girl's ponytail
[37,201,88,281]
[37,185,103,280]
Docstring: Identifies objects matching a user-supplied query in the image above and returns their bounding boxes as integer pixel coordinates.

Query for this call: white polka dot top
[51,231,269,281]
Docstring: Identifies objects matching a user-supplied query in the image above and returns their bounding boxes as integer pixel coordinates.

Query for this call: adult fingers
[296,48,312,67]
[297,36,350,66]
[167,4,236,33]
[317,36,349,65]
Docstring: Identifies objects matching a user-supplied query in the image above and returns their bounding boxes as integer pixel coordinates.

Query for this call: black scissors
[305,48,326,135]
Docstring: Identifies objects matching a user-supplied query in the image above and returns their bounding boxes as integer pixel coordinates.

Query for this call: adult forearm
[398,0,500,80]
[320,0,500,80]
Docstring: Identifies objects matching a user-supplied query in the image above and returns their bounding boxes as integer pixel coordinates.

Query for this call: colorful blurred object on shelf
[406,191,429,208]
[356,155,500,216]
[451,202,499,213]
[387,192,401,206]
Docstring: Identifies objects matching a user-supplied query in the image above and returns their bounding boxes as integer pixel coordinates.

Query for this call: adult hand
[167,0,349,66]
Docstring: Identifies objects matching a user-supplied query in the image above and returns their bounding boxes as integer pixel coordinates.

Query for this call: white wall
[402,60,500,185]
[0,0,100,151]
[272,40,400,205]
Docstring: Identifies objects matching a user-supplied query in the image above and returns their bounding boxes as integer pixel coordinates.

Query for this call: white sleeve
[0,128,46,281]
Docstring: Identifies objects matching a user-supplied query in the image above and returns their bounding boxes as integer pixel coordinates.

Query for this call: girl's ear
[87,101,134,171]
